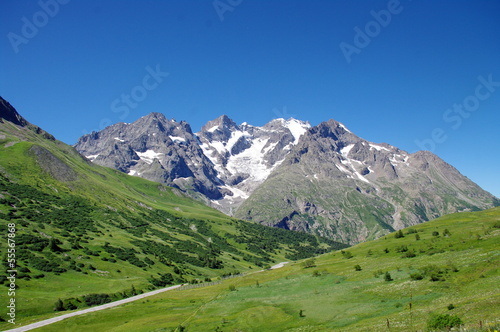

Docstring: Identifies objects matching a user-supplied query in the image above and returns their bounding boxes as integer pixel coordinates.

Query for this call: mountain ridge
[69,108,499,243]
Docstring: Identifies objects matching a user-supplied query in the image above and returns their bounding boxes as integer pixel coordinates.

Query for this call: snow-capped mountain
[75,113,224,200]
[75,113,310,212]
[197,115,310,212]
[235,119,498,244]
[74,112,498,243]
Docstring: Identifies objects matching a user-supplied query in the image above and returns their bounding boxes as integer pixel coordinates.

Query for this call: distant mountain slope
[235,120,499,244]
[0,97,344,326]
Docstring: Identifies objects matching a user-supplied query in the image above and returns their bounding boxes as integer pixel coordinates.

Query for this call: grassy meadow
[19,207,500,332]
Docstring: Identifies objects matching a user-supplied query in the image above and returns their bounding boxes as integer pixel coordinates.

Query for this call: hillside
[0,99,344,328]
[23,207,500,331]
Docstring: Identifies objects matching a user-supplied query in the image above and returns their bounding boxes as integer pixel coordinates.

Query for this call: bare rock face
[75,112,498,244]
[75,113,223,200]
[235,120,498,244]
[197,116,311,213]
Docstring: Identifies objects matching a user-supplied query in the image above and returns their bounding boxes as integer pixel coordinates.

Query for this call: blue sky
[1,0,499,198]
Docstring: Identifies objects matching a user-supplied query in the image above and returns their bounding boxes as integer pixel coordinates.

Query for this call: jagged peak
[200,114,238,133]
[0,96,29,126]
[140,112,169,122]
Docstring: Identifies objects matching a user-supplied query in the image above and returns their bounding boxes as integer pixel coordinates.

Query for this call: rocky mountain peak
[0,96,55,140]
[0,97,28,126]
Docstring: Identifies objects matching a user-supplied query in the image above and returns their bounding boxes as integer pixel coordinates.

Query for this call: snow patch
[136,150,163,164]
[340,144,355,157]
[86,154,99,161]
[369,143,390,152]
[113,137,125,142]
[226,137,272,182]
[283,118,310,143]
[169,136,186,142]
[340,157,371,184]
[339,123,351,133]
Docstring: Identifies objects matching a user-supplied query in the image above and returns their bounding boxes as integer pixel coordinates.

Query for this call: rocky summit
[75,112,498,243]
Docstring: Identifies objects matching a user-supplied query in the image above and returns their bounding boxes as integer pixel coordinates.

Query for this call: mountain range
[75,110,498,244]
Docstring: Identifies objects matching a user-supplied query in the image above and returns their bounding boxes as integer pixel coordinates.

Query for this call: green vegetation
[427,313,463,331]
[12,206,499,331]
[0,123,345,327]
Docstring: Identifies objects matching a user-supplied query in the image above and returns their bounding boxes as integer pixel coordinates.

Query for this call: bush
[54,299,65,311]
[354,264,362,271]
[302,258,316,268]
[427,313,462,330]
[341,250,353,259]
[384,272,393,282]
[394,230,404,238]
[401,250,416,258]
[83,293,111,306]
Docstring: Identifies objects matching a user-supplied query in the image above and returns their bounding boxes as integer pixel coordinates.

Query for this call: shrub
[54,299,65,311]
[354,264,362,271]
[302,258,316,268]
[384,272,393,282]
[396,245,408,253]
[410,272,423,280]
[341,250,353,259]
[427,313,462,330]
[83,293,111,306]
[394,230,404,239]
[401,250,416,258]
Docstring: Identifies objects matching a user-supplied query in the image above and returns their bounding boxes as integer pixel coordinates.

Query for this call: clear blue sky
[1,0,499,198]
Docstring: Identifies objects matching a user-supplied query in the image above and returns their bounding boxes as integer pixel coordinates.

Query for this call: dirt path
[4,262,290,332]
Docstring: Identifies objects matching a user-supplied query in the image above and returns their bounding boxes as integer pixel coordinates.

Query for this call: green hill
[22,207,500,331]
[0,110,344,328]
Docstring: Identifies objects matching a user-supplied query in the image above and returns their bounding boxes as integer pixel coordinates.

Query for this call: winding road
[4,262,289,332]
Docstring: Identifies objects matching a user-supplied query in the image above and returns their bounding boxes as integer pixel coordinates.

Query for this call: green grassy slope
[27,207,500,331]
[0,120,345,329]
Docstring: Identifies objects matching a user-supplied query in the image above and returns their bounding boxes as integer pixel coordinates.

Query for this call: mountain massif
[75,111,498,244]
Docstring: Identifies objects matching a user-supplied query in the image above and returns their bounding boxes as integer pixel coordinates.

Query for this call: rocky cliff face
[197,115,310,213]
[74,113,310,209]
[75,113,223,200]
[75,113,498,243]
[234,120,499,244]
